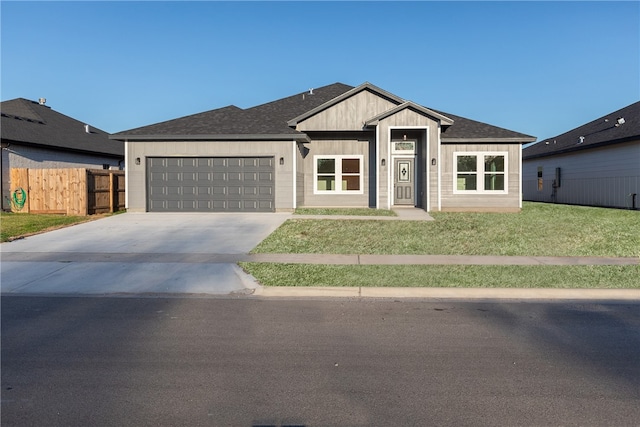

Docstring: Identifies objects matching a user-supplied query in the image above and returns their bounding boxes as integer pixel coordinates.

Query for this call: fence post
[109,172,115,213]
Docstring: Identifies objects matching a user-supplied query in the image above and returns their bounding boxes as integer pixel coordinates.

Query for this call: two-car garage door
[147,157,275,212]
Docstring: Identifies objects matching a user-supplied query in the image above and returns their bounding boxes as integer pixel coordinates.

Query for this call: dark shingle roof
[115,83,354,138]
[523,101,640,159]
[112,82,535,143]
[435,110,535,142]
[1,98,123,157]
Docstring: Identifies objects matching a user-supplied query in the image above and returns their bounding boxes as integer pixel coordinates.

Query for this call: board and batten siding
[523,140,640,209]
[296,90,397,131]
[300,138,371,208]
[440,143,522,212]
[126,140,294,212]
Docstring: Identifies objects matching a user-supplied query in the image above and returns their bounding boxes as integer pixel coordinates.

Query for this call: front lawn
[255,203,640,257]
[244,203,640,288]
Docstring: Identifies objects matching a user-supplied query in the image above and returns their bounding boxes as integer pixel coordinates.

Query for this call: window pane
[484,156,504,172]
[317,158,335,174]
[342,175,360,191]
[317,176,335,191]
[457,174,477,190]
[457,156,477,172]
[342,158,360,174]
[484,174,504,190]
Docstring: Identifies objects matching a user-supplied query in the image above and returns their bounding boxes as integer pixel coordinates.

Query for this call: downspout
[124,139,129,210]
[376,125,380,209]
[292,140,297,210]
[437,124,442,211]
[518,145,523,209]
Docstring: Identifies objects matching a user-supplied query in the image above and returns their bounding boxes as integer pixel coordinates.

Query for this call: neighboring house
[111,82,535,213]
[523,101,640,210]
[1,98,124,211]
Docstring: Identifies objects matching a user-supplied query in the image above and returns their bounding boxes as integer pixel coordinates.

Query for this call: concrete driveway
[1,212,291,296]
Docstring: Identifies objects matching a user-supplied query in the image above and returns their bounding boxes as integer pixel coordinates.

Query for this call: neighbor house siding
[440,143,522,212]
[296,90,398,131]
[126,140,293,212]
[1,144,122,210]
[523,140,640,209]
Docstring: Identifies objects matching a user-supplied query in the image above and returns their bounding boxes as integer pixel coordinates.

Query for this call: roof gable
[287,82,404,128]
[523,101,640,159]
[1,98,123,157]
[364,101,455,127]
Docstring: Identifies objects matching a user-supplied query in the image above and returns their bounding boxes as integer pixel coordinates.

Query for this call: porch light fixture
[135,157,141,165]
[381,159,386,166]
[279,157,284,165]
[431,158,436,166]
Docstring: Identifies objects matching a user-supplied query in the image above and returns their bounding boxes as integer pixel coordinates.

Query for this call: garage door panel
[147,157,275,212]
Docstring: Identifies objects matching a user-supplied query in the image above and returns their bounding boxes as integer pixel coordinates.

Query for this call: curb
[253,286,640,301]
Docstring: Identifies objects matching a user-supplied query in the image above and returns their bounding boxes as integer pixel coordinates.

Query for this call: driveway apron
[1,213,291,296]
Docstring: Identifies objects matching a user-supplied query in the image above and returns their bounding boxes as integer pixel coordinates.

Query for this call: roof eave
[442,137,537,144]
[523,136,639,160]
[110,133,311,142]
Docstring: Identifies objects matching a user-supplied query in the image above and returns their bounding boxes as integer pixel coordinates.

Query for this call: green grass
[294,208,397,216]
[247,203,640,288]
[254,203,640,257]
[0,212,95,242]
[240,263,640,288]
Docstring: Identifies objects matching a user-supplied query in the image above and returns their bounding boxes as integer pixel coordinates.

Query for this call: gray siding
[300,136,372,208]
[523,140,640,209]
[127,140,294,212]
[296,90,397,131]
[1,143,122,210]
[440,144,522,212]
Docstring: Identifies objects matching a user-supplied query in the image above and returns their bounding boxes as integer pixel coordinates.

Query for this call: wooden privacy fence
[10,168,125,215]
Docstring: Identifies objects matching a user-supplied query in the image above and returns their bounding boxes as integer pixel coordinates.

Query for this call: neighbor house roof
[111,82,535,143]
[1,98,123,157]
[523,101,640,160]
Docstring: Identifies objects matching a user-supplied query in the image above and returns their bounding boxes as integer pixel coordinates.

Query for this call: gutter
[109,133,311,143]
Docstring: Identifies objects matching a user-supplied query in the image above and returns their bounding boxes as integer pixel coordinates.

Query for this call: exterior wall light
[431,158,436,166]
[135,157,141,165]
[381,158,386,166]
[279,157,284,165]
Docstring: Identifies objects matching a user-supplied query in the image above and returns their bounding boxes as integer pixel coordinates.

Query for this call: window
[537,166,543,191]
[314,155,363,194]
[454,152,507,193]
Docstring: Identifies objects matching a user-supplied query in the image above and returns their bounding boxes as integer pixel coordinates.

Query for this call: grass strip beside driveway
[0,212,95,242]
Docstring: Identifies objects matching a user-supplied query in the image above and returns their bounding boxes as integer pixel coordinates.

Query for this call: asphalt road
[2,297,639,427]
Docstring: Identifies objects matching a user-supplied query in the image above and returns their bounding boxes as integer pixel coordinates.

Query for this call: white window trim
[453,151,508,194]
[313,154,364,195]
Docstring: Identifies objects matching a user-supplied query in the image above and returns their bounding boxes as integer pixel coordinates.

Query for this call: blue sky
[2,1,639,142]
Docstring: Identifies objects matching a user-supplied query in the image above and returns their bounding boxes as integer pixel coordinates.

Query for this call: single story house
[523,101,639,210]
[1,98,124,211]
[111,82,535,213]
